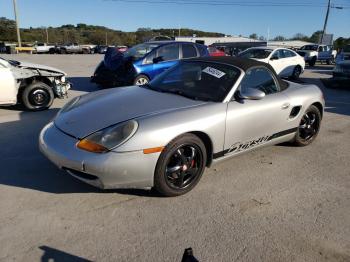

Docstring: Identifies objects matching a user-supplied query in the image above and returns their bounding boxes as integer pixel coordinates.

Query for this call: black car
[333,61,350,80]
[94,45,109,54]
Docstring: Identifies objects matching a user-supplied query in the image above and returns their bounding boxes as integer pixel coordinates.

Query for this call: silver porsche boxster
[39,57,324,196]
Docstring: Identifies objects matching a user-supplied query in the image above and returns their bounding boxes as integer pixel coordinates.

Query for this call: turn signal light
[77,139,108,153]
[143,146,164,154]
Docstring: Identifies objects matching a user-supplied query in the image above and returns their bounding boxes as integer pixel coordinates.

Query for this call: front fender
[113,103,227,154]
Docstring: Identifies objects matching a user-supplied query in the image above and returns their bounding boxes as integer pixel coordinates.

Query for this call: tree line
[0,17,223,46]
[0,17,349,49]
[249,31,350,50]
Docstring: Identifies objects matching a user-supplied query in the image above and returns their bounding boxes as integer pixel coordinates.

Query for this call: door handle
[281,103,290,110]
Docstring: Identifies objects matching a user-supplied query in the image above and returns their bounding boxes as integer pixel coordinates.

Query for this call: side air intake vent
[290,106,302,118]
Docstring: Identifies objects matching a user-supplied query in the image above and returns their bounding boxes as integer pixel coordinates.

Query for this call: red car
[208,46,226,57]
[117,46,128,52]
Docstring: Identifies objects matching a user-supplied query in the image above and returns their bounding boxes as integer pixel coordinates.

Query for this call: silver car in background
[39,57,324,196]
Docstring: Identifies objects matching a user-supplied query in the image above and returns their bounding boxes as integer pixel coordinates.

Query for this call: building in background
[267,40,313,49]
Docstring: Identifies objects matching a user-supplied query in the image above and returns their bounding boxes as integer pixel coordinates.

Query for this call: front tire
[293,105,321,146]
[154,134,207,197]
[134,75,150,86]
[21,82,54,111]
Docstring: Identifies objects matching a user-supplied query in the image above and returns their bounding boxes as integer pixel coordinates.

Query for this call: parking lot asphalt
[0,54,349,262]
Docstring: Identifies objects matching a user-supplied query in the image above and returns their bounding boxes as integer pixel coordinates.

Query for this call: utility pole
[105,32,108,45]
[13,0,21,47]
[320,0,331,44]
[45,27,49,43]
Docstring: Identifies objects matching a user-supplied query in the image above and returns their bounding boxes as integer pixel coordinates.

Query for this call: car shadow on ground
[68,77,100,92]
[0,108,159,197]
[39,246,92,262]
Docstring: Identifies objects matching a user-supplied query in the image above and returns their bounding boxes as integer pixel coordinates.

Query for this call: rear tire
[293,105,321,146]
[308,57,316,67]
[291,65,302,79]
[21,82,54,111]
[154,134,207,197]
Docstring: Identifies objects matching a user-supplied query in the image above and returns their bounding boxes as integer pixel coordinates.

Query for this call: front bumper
[39,122,160,189]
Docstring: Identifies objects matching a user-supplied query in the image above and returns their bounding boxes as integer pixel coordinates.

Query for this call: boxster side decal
[213,127,298,159]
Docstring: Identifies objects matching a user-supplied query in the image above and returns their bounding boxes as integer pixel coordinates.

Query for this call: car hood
[55,86,207,138]
[18,61,66,75]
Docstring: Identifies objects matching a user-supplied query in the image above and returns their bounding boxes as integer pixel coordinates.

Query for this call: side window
[197,44,208,57]
[143,51,155,64]
[318,46,324,52]
[182,44,198,58]
[156,44,179,62]
[283,50,296,57]
[239,67,279,95]
[271,50,285,59]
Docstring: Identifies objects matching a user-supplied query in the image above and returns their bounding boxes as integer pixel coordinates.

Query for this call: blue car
[91,41,209,87]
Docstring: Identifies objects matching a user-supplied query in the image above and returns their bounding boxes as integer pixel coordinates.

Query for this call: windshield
[238,49,272,59]
[300,45,318,51]
[344,45,350,52]
[123,43,160,59]
[145,61,240,102]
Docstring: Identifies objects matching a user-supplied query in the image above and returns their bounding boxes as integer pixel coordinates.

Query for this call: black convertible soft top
[187,56,289,90]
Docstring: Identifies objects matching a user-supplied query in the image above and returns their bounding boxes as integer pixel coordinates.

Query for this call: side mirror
[270,56,279,60]
[153,56,163,64]
[239,88,265,100]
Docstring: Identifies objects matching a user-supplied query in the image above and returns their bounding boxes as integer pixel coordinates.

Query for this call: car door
[224,67,293,155]
[0,62,17,105]
[151,43,180,78]
[281,49,298,76]
[268,49,287,76]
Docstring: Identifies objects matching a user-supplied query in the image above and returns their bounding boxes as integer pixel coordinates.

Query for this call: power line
[109,0,350,8]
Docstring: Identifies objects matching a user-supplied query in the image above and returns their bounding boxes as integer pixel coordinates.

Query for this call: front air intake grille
[63,167,98,180]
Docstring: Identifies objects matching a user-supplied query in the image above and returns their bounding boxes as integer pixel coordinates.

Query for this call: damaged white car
[0,57,71,111]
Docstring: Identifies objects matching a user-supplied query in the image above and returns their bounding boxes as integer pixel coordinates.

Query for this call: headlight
[77,120,138,153]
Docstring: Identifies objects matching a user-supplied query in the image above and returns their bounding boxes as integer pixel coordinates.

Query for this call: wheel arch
[311,102,324,119]
[136,73,151,80]
[188,131,214,167]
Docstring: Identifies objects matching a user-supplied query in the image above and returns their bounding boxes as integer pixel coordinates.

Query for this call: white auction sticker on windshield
[202,67,226,78]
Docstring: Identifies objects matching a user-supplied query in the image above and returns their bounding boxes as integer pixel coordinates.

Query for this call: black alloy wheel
[165,144,203,190]
[154,134,207,197]
[294,105,321,146]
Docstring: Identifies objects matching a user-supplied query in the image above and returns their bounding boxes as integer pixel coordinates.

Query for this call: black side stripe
[213,127,298,160]
[267,127,298,141]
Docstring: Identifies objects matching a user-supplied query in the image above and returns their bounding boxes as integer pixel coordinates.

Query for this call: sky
[1,0,349,39]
